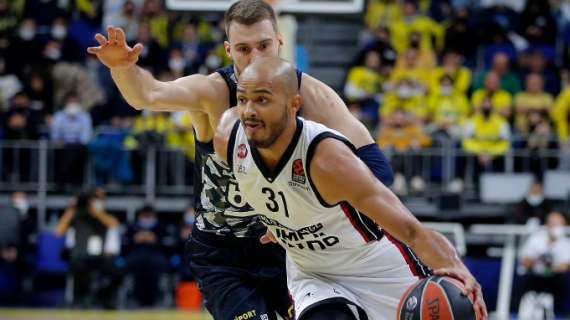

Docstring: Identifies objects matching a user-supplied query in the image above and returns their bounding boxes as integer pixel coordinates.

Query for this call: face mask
[549,226,565,240]
[13,199,29,216]
[51,25,67,40]
[45,48,61,60]
[19,28,35,41]
[440,85,453,96]
[65,103,81,115]
[526,194,544,206]
[92,199,104,212]
[138,218,157,229]
[169,58,185,71]
[206,55,221,69]
[398,86,414,99]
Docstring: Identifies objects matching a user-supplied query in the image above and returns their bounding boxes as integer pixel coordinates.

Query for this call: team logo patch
[237,144,248,159]
[292,159,306,184]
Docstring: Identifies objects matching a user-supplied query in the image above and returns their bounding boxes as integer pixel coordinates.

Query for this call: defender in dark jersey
[88,1,393,319]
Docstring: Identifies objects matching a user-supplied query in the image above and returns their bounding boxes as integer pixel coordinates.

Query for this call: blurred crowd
[0,188,197,308]
[346,0,570,194]
[0,0,226,187]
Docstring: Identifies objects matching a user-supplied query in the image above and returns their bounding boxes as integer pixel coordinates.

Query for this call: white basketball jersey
[228,117,384,270]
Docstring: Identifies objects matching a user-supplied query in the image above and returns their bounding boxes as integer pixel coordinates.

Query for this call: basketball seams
[434,280,455,320]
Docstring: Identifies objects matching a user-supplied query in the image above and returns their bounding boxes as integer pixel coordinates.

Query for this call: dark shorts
[356,143,394,186]
[186,226,292,320]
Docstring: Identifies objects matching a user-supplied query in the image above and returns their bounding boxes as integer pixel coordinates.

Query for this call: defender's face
[237,79,289,148]
[225,20,282,76]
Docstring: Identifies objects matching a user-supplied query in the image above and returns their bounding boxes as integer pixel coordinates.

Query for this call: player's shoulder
[213,108,239,163]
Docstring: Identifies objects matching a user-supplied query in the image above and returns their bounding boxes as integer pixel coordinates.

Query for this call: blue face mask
[138,218,157,229]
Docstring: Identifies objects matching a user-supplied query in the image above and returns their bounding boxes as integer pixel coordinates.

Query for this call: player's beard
[245,105,289,149]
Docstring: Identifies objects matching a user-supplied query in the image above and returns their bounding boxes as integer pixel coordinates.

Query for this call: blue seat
[36,232,68,274]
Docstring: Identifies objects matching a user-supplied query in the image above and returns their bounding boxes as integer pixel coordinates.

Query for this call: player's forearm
[110,65,158,109]
[410,228,465,271]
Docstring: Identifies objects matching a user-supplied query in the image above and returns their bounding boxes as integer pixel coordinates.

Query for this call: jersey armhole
[227,120,241,170]
[305,132,357,208]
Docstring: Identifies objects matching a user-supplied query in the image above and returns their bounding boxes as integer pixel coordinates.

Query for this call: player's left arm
[300,74,394,185]
[310,138,487,320]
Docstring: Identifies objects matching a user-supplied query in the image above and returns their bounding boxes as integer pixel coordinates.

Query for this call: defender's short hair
[224,0,278,38]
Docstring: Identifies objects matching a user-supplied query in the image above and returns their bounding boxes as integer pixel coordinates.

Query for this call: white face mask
[549,226,565,240]
[526,194,544,206]
[169,58,186,71]
[13,198,29,216]
[51,25,67,40]
[440,85,453,96]
[398,86,414,99]
[19,28,35,41]
[92,199,104,212]
[206,55,221,69]
[65,103,81,115]
[45,47,61,60]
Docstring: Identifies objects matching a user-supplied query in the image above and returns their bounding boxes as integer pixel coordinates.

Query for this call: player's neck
[257,118,298,169]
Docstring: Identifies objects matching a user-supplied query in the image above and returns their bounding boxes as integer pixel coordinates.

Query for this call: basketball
[397,276,477,320]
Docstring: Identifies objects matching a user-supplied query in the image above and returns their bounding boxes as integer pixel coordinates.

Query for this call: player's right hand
[87,26,143,69]
[260,230,277,244]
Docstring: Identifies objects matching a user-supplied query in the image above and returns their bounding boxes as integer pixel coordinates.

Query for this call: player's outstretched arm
[213,108,240,165]
[87,26,224,112]
[309,138,488,320]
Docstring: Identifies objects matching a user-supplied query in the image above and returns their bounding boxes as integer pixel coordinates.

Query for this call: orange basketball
[397,276,477,320]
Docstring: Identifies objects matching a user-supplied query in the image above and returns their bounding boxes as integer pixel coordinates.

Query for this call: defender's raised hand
[87,26,143,69]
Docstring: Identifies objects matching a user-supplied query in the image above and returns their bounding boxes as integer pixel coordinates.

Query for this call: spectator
[430,49,471,95]
[23,71,54,115]
[458,97,511,188]
[55,192,122,309]
[51,17,84,63]
[140,0,169,49]
[358,26,398,70]
[473,52,522,96]
[471,72,513,119]
[23,0,66,28]
[1,92,42,182]
[514,73,553,136]
[519,211,570,316]
[131,22,165,73]
[377,109,431,195]
[511,182,553,224]
[444,8,477,63]
[521,50,560,96]
[103,0,141,43]
[0,192,29,305]
[344,50,384,124]
[391,47,433,93]
[0,57,22,110]
[381,77,428,123]
[0,0,18,35]
[519,0,557,46]
[176,23,207,73]
[427,75,471,139]
[51,93,93,188]
[390,0,444,54]
[124,205,169,306]
[364,0,401,31]
[167,47,188,78]
[7,18,43,77]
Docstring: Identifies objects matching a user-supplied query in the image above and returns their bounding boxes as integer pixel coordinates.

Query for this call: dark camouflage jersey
[192,65,303,238]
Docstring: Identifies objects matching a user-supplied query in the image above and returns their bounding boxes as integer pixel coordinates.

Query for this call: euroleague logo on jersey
[237,144,248,159]
[292,159,306,184]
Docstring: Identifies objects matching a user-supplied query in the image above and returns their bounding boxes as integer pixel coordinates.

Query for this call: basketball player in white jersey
[214,57,488,320]
[87,1,394,318]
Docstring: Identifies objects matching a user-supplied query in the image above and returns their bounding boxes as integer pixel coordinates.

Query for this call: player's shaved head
[239,56,297,97]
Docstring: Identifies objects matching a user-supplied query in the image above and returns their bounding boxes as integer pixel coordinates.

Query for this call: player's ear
[291,94,302,113]
[277,34,284,47]
[223,41,232,59]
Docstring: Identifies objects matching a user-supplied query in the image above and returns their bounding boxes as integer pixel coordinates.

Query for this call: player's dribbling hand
[87,26,143,69]
[433,268,488,320]
[260,230,277,244]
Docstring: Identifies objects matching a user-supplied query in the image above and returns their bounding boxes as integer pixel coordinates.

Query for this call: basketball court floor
[0,309,212,320]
